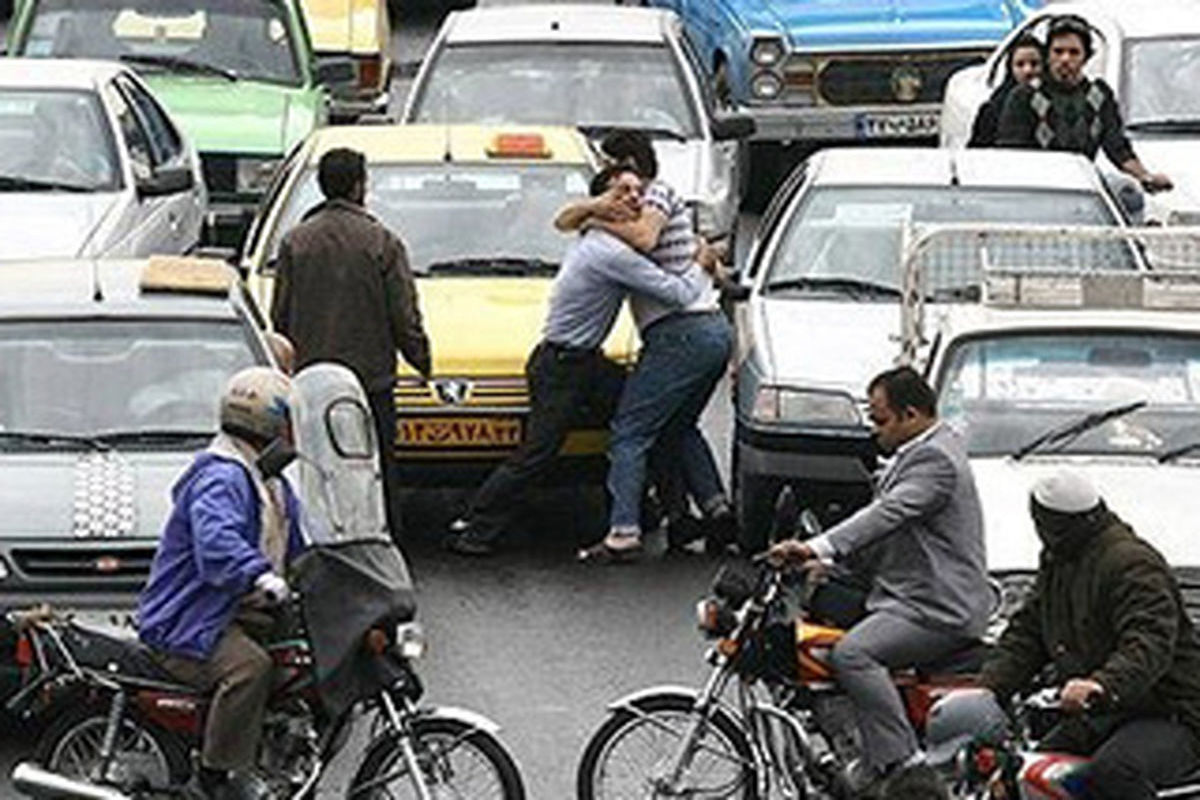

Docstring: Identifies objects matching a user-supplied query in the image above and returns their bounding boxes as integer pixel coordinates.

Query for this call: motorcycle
[575,490,990,799]
[938,688,1200,800]
[9,363,526,800]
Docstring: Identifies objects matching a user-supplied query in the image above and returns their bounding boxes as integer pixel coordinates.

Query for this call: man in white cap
[979,468,1200,799]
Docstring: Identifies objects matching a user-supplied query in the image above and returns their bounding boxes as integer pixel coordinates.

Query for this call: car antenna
[949,154,961,187]
[443,125,452,163]
[91,260,104,302]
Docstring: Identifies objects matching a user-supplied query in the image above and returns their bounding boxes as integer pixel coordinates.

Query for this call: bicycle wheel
[349,715,525,799]
[577,693,758,800]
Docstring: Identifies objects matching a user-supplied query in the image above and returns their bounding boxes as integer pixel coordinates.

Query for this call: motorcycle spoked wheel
[576,694,758,800]
[35,702,191,793]
[349,715,526,799]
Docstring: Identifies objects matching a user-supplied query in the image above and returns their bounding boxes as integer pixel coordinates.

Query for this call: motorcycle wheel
[576,693,758,800]
[35,702,190,792]
[349,715,526,799]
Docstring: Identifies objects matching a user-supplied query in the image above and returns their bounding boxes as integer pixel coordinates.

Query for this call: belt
[542,339,599,354]
[641,308,722,336]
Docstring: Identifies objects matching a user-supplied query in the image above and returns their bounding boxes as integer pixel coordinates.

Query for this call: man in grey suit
[770,366,990,791]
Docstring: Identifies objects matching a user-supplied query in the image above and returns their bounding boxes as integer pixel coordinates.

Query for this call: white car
[0,59,206,260]
[941,0,1200,224]
[915,234,1200,616]
[401,3,754,242]
[731,147,1139,546]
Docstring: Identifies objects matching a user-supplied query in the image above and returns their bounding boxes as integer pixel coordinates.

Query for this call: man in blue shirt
[139,367,305,799]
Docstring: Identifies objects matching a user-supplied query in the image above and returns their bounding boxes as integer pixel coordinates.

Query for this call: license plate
[856,111,940,139]
[398,417,522,448]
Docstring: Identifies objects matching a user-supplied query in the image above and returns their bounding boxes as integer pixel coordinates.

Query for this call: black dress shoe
[665,516,705,552]
[702,512,741,556]
[444,532,496,557]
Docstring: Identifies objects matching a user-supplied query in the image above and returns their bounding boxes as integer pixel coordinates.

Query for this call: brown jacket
[271,199,431,391]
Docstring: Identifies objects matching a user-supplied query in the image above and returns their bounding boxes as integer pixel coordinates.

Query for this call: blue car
[644,0,1042,143]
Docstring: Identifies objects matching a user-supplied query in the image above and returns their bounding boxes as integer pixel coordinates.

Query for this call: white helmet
[219,367,294,445]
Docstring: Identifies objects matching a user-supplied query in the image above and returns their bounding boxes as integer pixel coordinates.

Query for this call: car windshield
[938,332,1200,457]
[764,186,1125,298]
[411,43,700,139]
[0,90,120,192]
[266,162,592,273]
[23,0,301,85]
[0,319,258,439]
[1124,37,1200,126]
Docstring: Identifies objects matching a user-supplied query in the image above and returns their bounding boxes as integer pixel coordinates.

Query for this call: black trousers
[1042,714,1200,799]
[465,341,622,543]
[368,386,401,545]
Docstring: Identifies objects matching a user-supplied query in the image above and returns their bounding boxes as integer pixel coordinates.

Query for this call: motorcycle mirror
[798,509,823,539]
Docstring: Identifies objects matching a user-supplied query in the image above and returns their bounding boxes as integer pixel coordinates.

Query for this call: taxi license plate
[856,112,940,139]
[398,417,522,448]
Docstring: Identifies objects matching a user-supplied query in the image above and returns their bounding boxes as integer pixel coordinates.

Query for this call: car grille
[12,547,156,581]
[814,50,987,106]
[201,153,237,195]
[395,376,529,410]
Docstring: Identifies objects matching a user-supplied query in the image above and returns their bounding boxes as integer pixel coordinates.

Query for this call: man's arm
[810,446,956,558]
[553,189,638,232]
[592,235,704,307]
[590,206,669,254]
[383,235,432,379]
[188,470,273,592]
[269,237,293,336]
[979,583,1049,702]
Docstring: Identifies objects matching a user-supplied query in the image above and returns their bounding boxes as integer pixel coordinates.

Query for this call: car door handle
[168,212,180,233]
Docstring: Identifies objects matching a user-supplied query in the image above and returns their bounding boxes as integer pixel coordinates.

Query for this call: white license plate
[857,112,940,139]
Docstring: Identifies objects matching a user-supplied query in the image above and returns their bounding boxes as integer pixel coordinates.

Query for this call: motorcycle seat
[916,642,990,678]
[63,624,199,693]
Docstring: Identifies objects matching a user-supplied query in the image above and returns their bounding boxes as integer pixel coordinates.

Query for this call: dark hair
[1047,14,1094,58]
[1006,33,1044,71]
[589,164,640,197]
[868,366,938,418]
[317,147,366,201]
[600,130,658,180]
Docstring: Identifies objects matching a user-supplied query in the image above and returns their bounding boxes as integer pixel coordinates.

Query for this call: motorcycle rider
[769,366,990,794]
[976,470,1200,799]
[138,367,305,800]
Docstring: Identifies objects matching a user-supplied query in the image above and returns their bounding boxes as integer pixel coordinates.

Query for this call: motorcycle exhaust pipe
[11,762,132,800]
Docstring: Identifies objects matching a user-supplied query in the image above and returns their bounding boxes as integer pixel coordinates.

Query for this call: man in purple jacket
[138,367,305,800]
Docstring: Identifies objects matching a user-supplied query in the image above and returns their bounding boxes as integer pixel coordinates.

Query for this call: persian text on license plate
[398,417,522,448]
[857,112,940,139]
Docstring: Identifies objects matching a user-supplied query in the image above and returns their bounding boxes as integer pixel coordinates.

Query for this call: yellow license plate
[398,417,522,448]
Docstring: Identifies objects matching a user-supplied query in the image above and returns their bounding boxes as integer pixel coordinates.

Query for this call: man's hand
[1141,173,1173,194]
[589,189,638,223]
[1061,678,1105,713]
[695,239,729,279]
[766,539,816,568]
[254,572,290,605]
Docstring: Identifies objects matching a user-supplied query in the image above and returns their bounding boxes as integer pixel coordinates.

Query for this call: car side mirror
[315,57,356,88]
[136,164,194,198]
[711,114,756,141]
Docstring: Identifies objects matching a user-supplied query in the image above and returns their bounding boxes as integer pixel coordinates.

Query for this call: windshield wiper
[427,257,559,276]
[1126,118,1200,133]
[764,276,901,299]
[1011,400,1147,461]
[0,173,94,193]
[119,53,238,81]
[92,429,214,446]
[578,124,689,143]
[0,430,109,450]
[1158,440,1200,464]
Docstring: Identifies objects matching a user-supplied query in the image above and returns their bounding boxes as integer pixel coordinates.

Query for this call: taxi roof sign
[486,133,551,160]
[139,256,235,296]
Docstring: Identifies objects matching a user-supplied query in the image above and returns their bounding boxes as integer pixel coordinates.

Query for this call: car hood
[757,296,899,393]
[0,450,193,539]
[1125,136,1200,224]
[971,456,1200,572]
[408,276,636,377]
[0,192,120,259]
[142,76,320,156]
[755,0,1019,49]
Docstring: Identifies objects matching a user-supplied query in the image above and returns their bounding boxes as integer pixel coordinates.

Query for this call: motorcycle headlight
[751,70,784,100]
[752,387,862,427]
[395,621,427,661]
[751,37,787,67]
[236,157,281,195]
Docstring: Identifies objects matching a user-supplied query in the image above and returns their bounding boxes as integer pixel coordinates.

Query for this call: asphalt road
[0,6,762,799]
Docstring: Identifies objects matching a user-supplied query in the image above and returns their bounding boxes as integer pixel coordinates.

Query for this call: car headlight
[395,621,427,660]
[751,386,862,426]
[236,157,281,195]
[751,37,786,67]
[751,71,784,100]
[0,557,9,582]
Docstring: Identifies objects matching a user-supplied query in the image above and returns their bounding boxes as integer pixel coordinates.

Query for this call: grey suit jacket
[820,424,990,638]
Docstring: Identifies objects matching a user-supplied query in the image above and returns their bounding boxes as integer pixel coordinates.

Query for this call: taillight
[14,634,31,668]
[358,55,383,90]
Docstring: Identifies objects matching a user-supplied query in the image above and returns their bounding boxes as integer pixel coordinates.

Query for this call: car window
[0,318,258,436]
[411,42,701,139]
[939,332,1200,457]
[1123,37,1200,126]
[265,162,592,274]
[244,140,304,262]
[0,88,121,191]
[764,185,1127,296]
[104,81,153,176]
[116,76,183,167]
[23,0,302,86]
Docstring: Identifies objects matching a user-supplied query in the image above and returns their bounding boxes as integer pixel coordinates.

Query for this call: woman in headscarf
[969,33,1044,148]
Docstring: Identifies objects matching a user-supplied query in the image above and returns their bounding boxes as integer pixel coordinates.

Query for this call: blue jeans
[607,311,732,533]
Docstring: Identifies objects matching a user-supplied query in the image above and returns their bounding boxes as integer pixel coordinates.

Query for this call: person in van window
[969,33,1044,148]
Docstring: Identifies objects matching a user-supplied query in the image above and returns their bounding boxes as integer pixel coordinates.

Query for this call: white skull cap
[1032,469,1101,513]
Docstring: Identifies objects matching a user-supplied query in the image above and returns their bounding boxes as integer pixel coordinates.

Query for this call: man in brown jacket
[270,147,431,543]
[980,470,1200,799]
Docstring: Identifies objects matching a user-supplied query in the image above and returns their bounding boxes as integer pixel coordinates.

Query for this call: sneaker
[603,530,643,554]
[444,531,496,557]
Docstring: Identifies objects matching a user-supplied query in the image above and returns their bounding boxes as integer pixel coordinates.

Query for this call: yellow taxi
[299,0,392,118]
[240,124,638,484]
